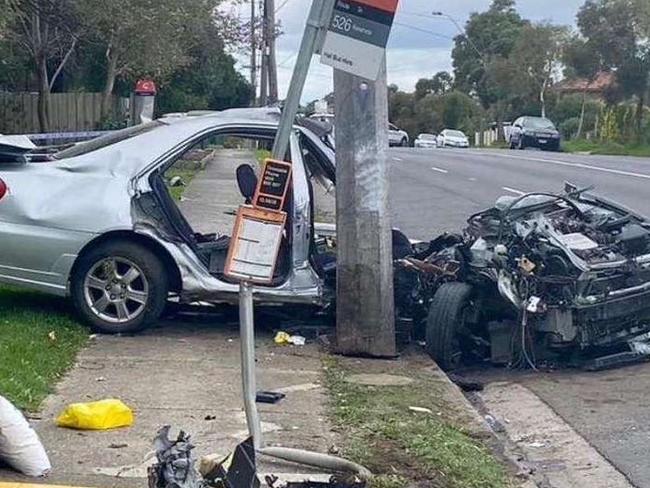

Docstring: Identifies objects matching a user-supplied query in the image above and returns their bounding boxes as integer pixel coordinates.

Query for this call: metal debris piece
[202,437,259,488]
[148,426,204,488]
[265,474,366,488]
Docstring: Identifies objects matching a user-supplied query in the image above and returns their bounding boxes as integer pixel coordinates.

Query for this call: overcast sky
[225,0,585,103]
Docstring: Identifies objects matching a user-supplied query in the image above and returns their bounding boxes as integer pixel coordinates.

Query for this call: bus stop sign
[320,0,399,80]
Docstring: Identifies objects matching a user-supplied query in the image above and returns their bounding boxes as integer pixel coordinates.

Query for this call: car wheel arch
[70,231,182,293]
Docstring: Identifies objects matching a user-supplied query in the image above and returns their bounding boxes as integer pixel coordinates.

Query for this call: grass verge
[166,167,200,201]
[323,357,513,488]
[256,148,272,168]
[0,286,87,411]
[563,139,650,157]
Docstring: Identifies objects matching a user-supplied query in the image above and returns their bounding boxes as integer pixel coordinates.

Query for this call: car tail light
[0,178,7,201]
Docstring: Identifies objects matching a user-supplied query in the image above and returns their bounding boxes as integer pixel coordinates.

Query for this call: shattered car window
[54,121,165,159]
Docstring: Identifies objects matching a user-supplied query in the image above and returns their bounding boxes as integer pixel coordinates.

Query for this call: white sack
[0,395,51,476]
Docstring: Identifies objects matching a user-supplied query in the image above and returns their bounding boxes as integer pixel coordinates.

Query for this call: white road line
[431,167,448,174]
[468,177,477,181]
[393,157,403,162]
[502,186,526,196]
[493,152,650,180]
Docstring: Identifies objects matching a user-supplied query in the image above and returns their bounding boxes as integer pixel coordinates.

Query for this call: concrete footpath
[2,317,337,487]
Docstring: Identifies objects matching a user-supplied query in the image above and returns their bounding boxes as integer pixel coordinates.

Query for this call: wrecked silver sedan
[412,184,650,370]
[0,108,337,334]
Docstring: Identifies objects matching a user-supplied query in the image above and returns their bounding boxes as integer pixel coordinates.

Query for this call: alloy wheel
[83,257,149,324]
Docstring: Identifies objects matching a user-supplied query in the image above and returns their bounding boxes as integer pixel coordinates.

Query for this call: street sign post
[224,206,287,284]
[320,0,398,80]
[253,159,292,211]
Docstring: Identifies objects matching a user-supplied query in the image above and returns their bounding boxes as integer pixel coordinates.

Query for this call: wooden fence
[0,92,129,135]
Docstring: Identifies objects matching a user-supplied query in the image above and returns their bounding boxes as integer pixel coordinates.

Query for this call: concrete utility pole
[250,0,257,106]
[334,59,396,358]
[266,0,278,104]
[259,0,268,105]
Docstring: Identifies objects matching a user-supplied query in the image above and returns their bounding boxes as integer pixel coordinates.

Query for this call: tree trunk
[635,92,645,142]
[101,51,119,119]
[36,51,50,133]
[540,79,548,118]
[576,89,587,140]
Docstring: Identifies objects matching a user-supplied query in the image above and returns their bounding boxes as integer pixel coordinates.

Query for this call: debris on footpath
[148,426,204,488]
[265,474,366,488]
[255,391,286,404]
[201,437,260,488]
[0,395,51,477]
[56,398,134,430]
[274,331,307,346]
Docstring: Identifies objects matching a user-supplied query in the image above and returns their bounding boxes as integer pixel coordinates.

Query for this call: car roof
[53,107,286,176]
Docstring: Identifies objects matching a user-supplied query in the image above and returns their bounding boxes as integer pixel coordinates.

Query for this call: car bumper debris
[394,183,650,370]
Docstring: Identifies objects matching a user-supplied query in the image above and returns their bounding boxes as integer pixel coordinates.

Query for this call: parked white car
[437,129,469,148]
[389,123,409,147]
[414,133,437,149]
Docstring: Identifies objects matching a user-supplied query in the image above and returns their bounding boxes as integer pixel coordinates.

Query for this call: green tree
[509,24,568,118]
[452,0,526,107]
[1,0,79,131]
[577,0,650,138]
[562,35,603,138]
[77,0,242,117]
[415,71,453,100]
[156,23,251,114]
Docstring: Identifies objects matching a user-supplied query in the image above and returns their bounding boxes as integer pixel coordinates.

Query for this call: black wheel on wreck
[425,282,475,371]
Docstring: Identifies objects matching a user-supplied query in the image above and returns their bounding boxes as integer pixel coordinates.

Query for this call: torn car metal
[0,108,337,334]
[412,184,650,370]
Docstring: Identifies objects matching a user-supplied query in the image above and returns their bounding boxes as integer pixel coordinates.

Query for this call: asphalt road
[389,147,650,240]
[387,147,650,487]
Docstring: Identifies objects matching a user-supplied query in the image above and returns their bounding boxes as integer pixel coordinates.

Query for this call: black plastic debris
[203,437,260,488]
[148,426,204,488]
[255,391,286,404]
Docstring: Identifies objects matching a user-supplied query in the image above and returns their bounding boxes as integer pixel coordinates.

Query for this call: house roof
[554,72,617,94]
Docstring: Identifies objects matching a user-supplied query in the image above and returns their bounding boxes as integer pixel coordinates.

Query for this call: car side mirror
[236,164,258,204]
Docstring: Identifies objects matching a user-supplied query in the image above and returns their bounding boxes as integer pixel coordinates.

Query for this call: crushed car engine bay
[395,183,650,371]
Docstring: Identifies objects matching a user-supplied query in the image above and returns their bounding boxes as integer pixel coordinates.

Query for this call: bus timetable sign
[320,0,399,80]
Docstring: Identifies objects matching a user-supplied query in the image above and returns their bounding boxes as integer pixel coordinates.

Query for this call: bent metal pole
[239,268,371,479]
[271,0,332,161]
[239,0,371,479]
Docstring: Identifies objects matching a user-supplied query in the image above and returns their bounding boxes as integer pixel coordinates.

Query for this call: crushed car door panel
[131,128,323,304]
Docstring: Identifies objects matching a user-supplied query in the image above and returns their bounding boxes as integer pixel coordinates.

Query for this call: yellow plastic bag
[274,331,291,345]
[55,399,134,430]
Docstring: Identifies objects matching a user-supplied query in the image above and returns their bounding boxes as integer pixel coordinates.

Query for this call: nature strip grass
[0,286,87,411]
[323,357,513,488]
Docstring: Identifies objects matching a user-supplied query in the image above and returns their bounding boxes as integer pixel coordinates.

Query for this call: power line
[392,22,455,41]
[275,0,292,12]
[399,10,464,22]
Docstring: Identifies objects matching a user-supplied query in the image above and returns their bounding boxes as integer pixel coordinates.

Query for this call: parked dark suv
[509,116,561,151]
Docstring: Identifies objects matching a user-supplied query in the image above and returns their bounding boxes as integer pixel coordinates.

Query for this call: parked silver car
[436,129,469,148]
[0,108,338,334]
[388,123,409,147]
[414,133,437,149]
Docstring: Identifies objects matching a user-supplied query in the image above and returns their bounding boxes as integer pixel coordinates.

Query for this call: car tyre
[517,136,525,150]
[425,282,474,371]
[400,137,408,147]
[71,240,169,334]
